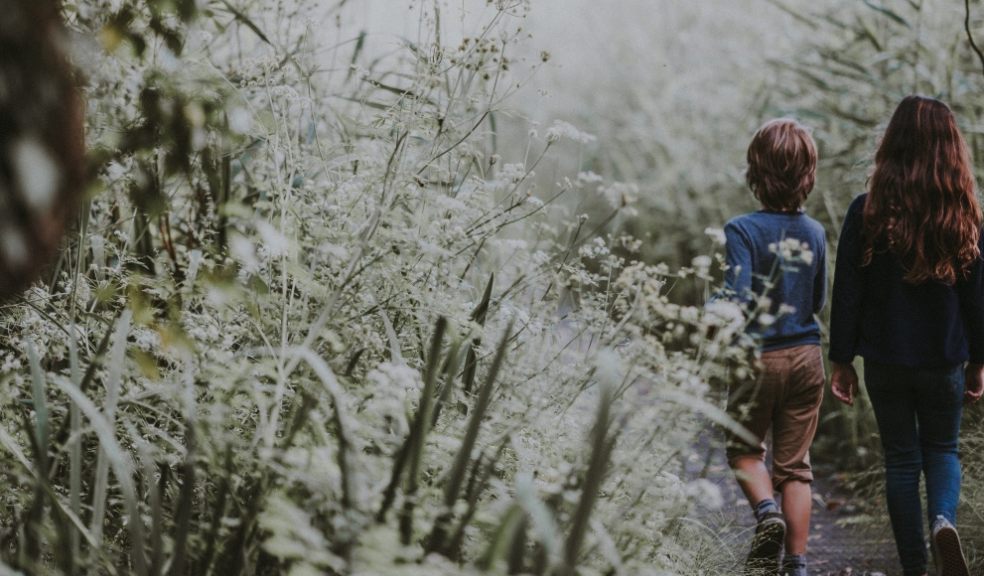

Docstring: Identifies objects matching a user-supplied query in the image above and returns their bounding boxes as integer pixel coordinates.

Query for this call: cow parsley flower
[704,227,726,245]
[545,120,596,144]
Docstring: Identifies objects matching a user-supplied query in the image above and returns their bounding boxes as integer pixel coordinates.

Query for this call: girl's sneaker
[744,512,785,575]
[931,516,969,576]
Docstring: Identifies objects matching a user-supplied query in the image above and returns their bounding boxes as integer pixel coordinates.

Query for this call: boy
[723,119,826,576]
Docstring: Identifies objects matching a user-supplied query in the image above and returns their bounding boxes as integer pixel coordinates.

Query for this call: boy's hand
[831,362,859,406]
[965,363,984,404]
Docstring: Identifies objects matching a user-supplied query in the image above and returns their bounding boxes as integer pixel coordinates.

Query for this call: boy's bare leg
[781,480,811,554]
[732,455,774,506]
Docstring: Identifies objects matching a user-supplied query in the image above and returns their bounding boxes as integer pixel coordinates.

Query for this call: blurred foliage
[0,0,84,298]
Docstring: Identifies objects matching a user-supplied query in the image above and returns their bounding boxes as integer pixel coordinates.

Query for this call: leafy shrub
[0,1,760,574]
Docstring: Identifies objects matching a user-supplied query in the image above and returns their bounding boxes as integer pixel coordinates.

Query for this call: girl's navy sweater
[829,193,984,368]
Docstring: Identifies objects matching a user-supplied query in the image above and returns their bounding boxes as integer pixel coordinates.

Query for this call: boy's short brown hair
[746,119,817,212]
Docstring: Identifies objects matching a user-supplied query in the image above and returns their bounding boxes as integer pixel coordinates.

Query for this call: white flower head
[229,107,253,134]
[256,221,290,258]
[600,182,638,208]
[777,303,797,316]
[229,234,259,272]
[704,300,745,332]
[704,227,726,246]
[545,120,596,144]
[576,171,604,186]
[686,479,724,510]
[691,255,712,274]
[679,306,700,324]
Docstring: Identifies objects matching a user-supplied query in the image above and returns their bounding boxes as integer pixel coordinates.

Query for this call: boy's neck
[759,206,804,215]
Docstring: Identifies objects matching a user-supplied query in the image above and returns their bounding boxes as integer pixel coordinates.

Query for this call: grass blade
[444,320,511,508]
[169,356,197,576]
[26,343,49,474]
[90,310,131,547]
[55,364,146,576]
[462,274,494,394]
[68,335,82,564]
[399,316,448,544]
[478,504,524,571]
[559,383,617,575]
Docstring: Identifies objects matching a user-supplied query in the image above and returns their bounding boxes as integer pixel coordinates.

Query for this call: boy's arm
[813,235,827,315]
[723,222,753,304]
[828,197,865,364]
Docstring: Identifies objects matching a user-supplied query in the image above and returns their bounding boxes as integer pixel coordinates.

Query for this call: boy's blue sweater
[829,194,984,367]
[724,210,827,351]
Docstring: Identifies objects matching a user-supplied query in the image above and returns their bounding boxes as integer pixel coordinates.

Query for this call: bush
[0,1,760,574]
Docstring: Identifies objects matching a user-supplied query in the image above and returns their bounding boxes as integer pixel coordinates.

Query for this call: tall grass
[0,0,764,574]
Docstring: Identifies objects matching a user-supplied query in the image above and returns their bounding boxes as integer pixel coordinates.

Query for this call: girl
[830,95,984,576]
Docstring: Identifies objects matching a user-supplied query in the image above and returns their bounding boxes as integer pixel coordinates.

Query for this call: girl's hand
[831,362,859,406]
[965,363,984,404]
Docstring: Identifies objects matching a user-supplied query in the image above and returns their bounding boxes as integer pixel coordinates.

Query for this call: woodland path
[684,428,899,575]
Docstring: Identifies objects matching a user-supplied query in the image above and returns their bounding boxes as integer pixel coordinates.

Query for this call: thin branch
[966,0,984,78]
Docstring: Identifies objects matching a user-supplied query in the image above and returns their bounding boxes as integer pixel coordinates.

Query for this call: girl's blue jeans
[864,361,964,576]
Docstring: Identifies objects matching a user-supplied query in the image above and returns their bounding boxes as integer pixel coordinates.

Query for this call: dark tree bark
[0,0,84,300]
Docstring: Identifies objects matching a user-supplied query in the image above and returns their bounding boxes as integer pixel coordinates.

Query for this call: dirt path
[684,429,899,575]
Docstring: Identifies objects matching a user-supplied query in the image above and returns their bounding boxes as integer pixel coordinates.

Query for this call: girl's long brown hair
[863,95,981,284]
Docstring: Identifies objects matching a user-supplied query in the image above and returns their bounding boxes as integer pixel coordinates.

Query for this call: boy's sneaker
[780,554,808,576]
[744,512,785,575]
[931,516,969,576]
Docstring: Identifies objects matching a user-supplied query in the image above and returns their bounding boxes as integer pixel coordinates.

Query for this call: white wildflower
[256,221,290,258]
[704,300,745,332]
[679,306,700,324]
[545,120,596,144]
[704,227,726,245]
[367,362,422,397]
[132,328,160,352]
[318,242,350,262]
[686,479,724,510]
[229,234,259,272]
[801,248,815,265]
[691,255,712,275]
[594,348,623,388]
[229,106,253,134]
[576,171,604,186]
[106,161,128,182]
[498,163,527,184]
[600,182,638,208]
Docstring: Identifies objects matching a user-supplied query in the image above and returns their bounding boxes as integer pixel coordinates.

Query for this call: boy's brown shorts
[725,344,825,490]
